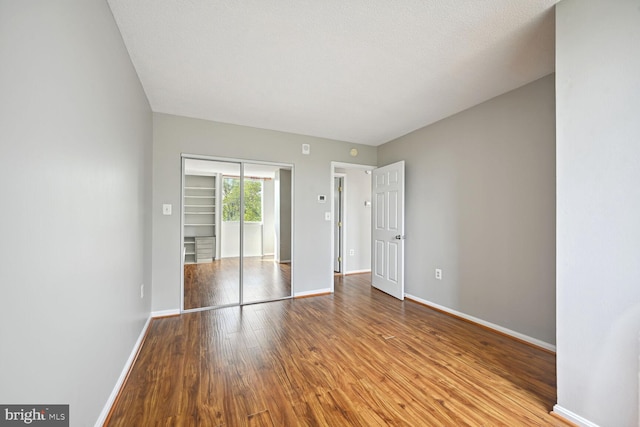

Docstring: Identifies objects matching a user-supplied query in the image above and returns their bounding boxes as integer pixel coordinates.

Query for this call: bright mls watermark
[0,405,68,426]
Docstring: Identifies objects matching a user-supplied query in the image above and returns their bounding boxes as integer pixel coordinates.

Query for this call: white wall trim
[405,293,556,352]
[345,269,371,275]
[294,288,332,298]
[152,309,180,318]
[552,405,600,427]
[95,316,152,427]
[334,172,347,277]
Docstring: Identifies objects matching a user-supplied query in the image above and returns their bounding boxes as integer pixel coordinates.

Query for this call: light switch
[162,204,172,215]
[325,212,331,221]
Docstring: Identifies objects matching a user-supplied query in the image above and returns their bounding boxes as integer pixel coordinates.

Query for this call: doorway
[181,156,294,311]
[330,162,374,288]
[334,175,344,273]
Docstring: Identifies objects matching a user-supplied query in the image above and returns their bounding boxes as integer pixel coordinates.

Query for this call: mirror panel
[183,159,241,309]
[242,164,293,304]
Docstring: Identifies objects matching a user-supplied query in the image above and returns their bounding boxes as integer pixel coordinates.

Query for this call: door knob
[394,235,405,240]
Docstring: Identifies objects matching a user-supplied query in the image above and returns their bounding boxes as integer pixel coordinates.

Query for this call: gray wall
[378,75,556,346]
[152,113,376,309]
[556,1,640,425]
[0,1,152,426]
[263,178,275,255]
[344,169,372,272]
[276,169,292,262]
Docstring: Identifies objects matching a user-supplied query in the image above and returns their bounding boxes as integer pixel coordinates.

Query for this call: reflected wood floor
[107,274,563,426]
[184,256,291,309]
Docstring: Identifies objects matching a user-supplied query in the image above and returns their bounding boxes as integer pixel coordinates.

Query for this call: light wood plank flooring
[107,274,562,426]
[184,256,291,309]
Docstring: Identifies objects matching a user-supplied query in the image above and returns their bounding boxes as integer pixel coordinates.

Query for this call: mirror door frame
[181,153,295,313]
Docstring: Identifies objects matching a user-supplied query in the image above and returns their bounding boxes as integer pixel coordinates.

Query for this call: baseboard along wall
[552,405,600,427]
[96,310,180,426]
[95,316,151,427]
[151,309,180,318]
[404,293,556,353]
[294,288,332,298]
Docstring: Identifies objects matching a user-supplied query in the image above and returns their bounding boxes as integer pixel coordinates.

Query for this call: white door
[372,161,405,300]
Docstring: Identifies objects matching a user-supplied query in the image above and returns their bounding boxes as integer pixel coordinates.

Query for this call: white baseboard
[404,293,556,353]
[294,288,332,298]
[151,309,180,318]
[344,269,371,275]
[95,316,151,427]
[552,405,600,427]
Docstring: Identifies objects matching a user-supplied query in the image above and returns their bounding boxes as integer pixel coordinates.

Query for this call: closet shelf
[184,174,217,264]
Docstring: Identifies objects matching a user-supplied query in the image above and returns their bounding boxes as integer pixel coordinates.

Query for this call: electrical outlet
[349,249,355,256]
[435,269,442,280]
[140,284,144,298]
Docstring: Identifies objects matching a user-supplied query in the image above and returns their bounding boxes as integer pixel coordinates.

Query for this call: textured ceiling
[108,0,557,146]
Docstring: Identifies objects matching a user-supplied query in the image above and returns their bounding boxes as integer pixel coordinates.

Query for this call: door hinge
[338,221,342,227]
[338,257,342,262]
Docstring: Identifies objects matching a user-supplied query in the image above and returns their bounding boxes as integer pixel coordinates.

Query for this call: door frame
[330,162,375,292]
[181,153,295,313]
[333,174,345,274]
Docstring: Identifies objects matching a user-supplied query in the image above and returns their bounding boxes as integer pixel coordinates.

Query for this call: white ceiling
[108,0,557,146]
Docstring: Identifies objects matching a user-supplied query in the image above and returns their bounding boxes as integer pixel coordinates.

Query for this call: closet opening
[181,156,294,311]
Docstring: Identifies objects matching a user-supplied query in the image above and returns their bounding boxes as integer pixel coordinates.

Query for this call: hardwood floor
[107,274,563,426]
[184,256,292,309]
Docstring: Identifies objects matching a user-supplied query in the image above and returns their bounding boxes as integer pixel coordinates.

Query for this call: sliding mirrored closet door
[183,159,241,309]
[182,157,293,311]
[241,163,292,304]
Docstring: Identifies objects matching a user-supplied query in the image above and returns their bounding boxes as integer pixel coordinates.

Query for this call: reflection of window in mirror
[222,176,263,222]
